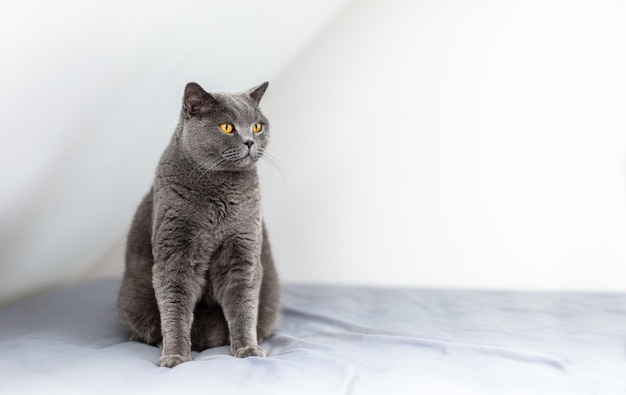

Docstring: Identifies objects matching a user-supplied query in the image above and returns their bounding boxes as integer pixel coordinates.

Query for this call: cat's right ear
[183,82,216,118]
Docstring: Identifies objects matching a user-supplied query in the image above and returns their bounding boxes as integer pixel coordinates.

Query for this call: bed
[1,279,625,394]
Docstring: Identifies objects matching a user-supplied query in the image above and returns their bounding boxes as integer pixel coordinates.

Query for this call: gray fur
[117,81,280,368]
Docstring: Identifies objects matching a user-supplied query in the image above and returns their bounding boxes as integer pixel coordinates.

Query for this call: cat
[117,81,281,368]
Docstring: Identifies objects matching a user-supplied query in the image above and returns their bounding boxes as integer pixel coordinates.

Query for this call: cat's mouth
[221,151,256,168]
[236,155,253,167]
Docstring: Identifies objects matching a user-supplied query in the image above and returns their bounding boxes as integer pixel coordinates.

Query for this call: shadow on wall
[0,0,351,306]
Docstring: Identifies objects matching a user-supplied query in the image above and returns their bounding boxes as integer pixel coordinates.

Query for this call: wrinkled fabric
[1,280,625,394]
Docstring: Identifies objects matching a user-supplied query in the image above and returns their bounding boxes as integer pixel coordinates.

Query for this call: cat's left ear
[246,82,269,106]
[183,82,216,118]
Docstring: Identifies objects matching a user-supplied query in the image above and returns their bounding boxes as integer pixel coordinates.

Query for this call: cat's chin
[235,155,257,168]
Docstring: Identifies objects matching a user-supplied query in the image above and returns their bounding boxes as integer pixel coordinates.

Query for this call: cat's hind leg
[117,272,162,346]
[117,191,162,346]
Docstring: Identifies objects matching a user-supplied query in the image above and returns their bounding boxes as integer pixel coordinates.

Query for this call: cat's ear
[183,82,216,117]
[246,81,269,106]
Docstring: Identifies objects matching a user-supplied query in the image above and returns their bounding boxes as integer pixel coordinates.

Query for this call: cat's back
[125,189,154,270]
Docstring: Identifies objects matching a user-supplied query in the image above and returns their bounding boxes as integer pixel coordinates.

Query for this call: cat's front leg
[152,249,204,368]
[214,234,265,358]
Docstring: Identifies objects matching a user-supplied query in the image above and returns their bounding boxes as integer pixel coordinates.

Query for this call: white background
[1,0,625,305]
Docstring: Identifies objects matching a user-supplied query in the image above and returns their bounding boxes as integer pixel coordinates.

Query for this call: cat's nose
[243,140,254,149]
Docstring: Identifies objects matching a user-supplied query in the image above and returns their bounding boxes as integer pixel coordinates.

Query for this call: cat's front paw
[158,353,191,368]
[233,345,266,358]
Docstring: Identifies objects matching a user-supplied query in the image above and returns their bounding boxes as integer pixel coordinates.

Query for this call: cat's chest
[196,187,261,229]
[156,168,262,236]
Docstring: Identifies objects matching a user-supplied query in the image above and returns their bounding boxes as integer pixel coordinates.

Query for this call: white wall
[3,0,626,305]
[260,0,626,291]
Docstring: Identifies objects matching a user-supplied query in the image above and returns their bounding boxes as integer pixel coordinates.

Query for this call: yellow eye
[252,122,263,133]
[219,123,234,134]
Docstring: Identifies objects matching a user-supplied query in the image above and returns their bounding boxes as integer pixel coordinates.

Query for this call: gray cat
[117,81,281,368]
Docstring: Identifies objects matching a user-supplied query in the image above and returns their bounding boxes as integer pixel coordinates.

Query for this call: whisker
[197,156,226,181]
[258,148,289,180]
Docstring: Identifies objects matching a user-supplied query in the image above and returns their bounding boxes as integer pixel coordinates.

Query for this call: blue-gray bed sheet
[1,280,625,394]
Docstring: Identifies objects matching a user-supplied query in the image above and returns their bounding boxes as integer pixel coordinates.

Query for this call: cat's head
[179,81,270,171]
